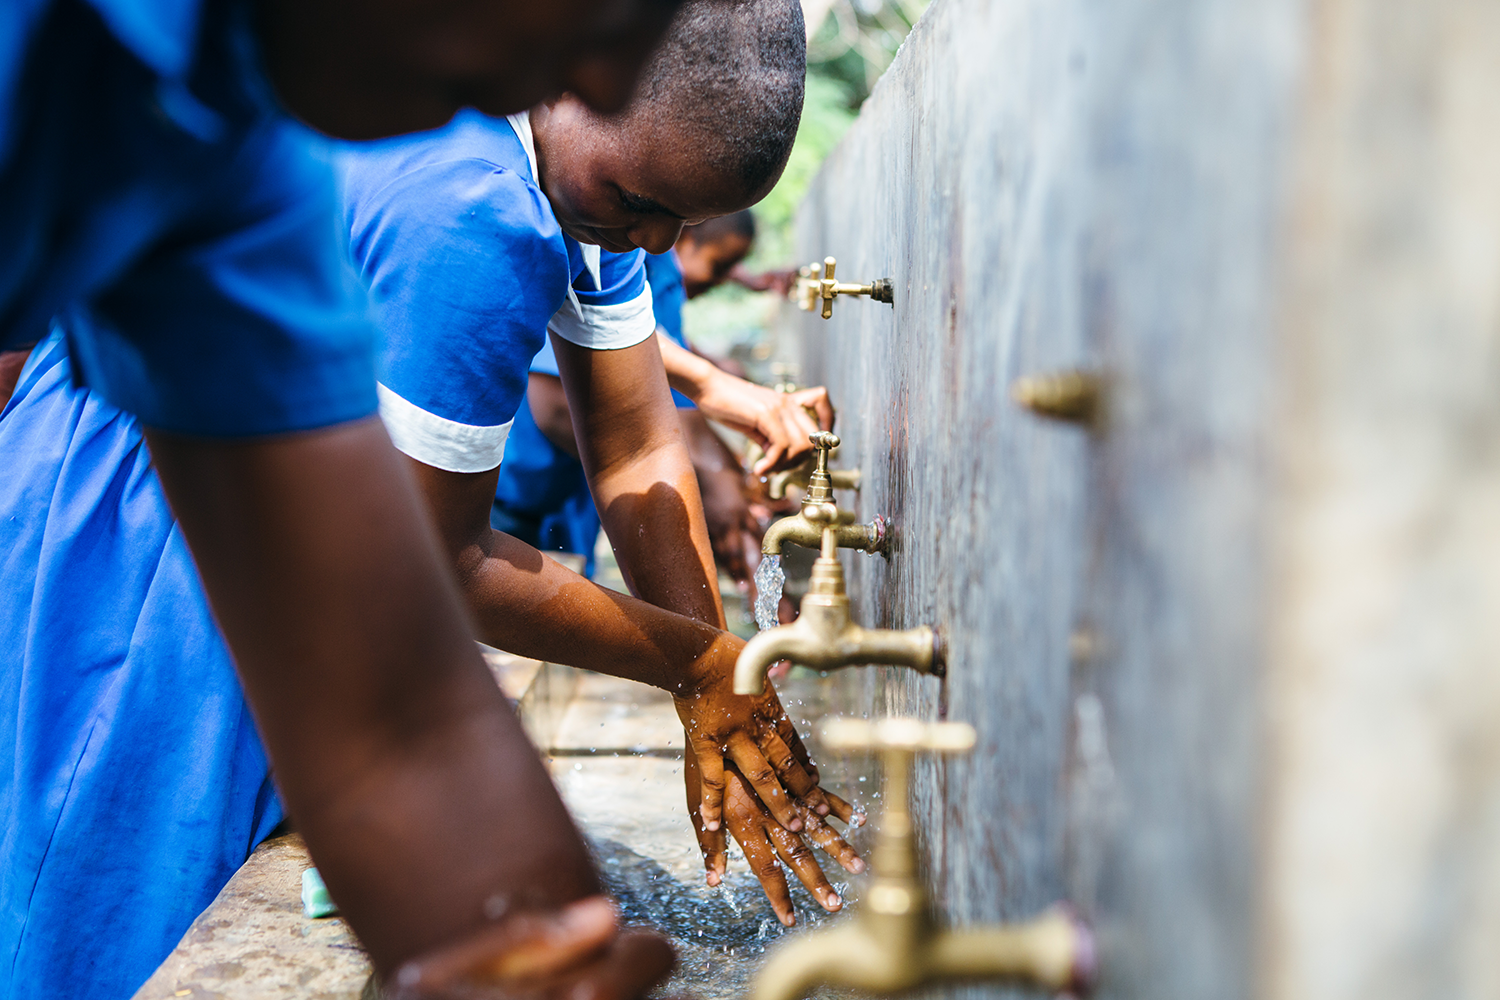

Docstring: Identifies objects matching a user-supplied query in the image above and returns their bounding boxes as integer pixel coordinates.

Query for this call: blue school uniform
[337,109,655,476]
[490,251,692,575]
[0,1,377,995]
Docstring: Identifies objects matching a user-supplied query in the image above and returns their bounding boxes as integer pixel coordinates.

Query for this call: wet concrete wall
[786,1,1500,998]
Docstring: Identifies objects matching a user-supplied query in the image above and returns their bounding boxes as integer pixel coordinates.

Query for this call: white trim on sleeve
[377,383,513,473]
[548,284,656,351]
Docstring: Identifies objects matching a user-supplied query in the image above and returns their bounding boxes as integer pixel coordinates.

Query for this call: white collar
[505,111,540,184]
[508,109,601,304]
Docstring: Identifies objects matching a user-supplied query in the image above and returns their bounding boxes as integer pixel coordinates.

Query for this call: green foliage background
[682,0,928,360]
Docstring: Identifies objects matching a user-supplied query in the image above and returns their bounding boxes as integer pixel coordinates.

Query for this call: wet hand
[385,896,676,1000]
[685,752,865,926]
[692,376,835,475]
[674,644,841,835]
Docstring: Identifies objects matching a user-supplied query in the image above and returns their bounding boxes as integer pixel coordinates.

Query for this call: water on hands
[753,555,785,631]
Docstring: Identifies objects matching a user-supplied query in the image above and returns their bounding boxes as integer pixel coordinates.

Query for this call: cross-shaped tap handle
[793,257,896,318]
[821,717,977,755]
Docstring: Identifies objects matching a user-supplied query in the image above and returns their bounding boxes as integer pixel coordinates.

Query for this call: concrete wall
[787,1,1500,998]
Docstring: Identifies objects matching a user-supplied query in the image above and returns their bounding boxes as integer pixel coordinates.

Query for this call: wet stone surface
[590,836,848,1000]
[133,664,874,1000]
[548,669,875,1000]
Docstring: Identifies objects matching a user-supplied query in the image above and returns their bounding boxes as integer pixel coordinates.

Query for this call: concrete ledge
[132,834,368,1000]
[133,642,583,1000]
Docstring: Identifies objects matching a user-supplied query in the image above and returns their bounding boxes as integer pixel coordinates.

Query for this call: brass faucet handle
[792,262,822,312]
[809,431,841,453]
[802,502,841,526]
[807,256,897,318]
[821,717,978,755]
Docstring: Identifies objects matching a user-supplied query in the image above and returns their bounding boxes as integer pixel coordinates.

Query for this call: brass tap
[748,718,1097,1000]
[763,432,883,556]
[734,503,941,696]
[1010,369,1104,427]
[792,257,895,319]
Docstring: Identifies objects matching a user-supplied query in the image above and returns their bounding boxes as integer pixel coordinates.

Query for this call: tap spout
[927,908,1097,992]
[750,925,895,1000]
[733,607,942,695]
[763,511,884,556]
[750,909,1095,1000]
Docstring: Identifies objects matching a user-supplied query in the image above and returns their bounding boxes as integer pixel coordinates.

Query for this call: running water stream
[752,555,784,631]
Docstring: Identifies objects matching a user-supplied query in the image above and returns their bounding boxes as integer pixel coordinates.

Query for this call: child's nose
[630,218,686,255]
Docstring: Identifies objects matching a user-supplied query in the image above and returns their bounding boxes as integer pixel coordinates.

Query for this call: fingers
[785,403,821,448]
[688,735,728,833]
[721,768,797,926]
[571,931,678,1000]
[736,818,796,926]
[683,745,727,886]
[789,386,835,432]
[818,788,863,827]
[751,420,789,475]
[797,810,866,875]
[388,896,618,995]
[755,727,817,801]
[766,820,843,913]
[726,734,801,832]
[773,709,820,782]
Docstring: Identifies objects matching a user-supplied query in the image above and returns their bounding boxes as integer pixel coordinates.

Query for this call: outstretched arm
[144,418,630,979]
[405,426,860,921]
[656,333,834,474]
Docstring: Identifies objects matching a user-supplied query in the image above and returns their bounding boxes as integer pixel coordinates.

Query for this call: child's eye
[617,187,669,216]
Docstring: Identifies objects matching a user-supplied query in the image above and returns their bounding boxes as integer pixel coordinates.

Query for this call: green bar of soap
[302,867,339,919]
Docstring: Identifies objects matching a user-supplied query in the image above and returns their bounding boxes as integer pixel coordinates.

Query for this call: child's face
[675,232,753,298]
[533,99,756,256]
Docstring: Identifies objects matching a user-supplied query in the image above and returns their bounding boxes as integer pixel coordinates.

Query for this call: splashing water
[753,555,784,631]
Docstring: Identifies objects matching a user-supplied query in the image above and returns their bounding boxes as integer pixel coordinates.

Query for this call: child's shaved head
[531,0,806,255]
[625,0,806,193]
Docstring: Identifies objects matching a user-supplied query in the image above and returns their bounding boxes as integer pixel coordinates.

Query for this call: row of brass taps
[737,352,1097,997]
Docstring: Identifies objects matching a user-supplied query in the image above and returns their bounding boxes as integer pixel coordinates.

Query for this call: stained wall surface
[785,1,1500,998]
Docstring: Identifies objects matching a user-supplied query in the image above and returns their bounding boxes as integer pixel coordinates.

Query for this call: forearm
[593,444,724,628]
[680,407,741,478]
[556,334,724,629]
[455,527,734,693]
[657,331,722,402]
[145,419,599,973]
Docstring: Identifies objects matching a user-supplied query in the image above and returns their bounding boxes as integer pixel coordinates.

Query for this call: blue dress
[490,250,692,575]
[0,1,378,995]
[0,333,284,997]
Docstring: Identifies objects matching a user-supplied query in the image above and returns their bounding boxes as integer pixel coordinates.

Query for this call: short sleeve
[68,120,379,437]
[345,157,569,473]
[643,251,687,346]
[642,251,693,408]
[547,247,655,351]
